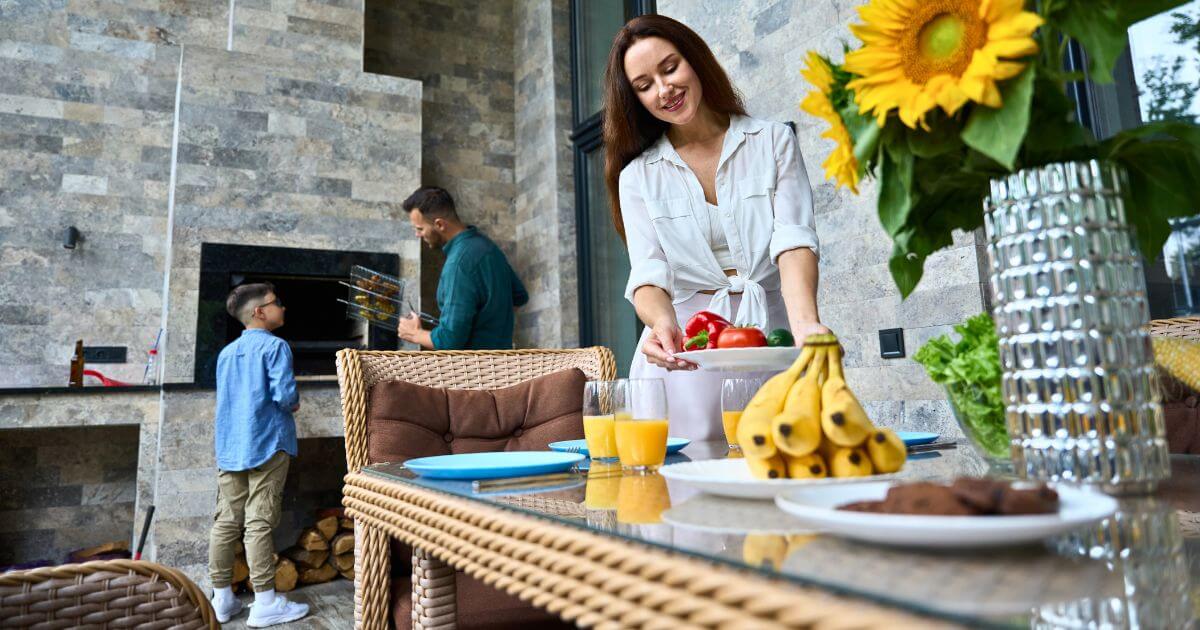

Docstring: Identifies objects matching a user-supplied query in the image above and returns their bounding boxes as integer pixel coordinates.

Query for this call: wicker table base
[343,473,956,630]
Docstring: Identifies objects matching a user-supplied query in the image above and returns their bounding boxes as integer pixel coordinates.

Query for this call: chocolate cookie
[997,484,1059,515]
[950,478,1008,513]
[882,482,980,516]
[839,500,885,513]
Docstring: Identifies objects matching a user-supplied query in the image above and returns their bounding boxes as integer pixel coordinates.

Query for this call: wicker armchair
[1151,317,1200,455]
[335,347,615,629]
[0,559,217,629]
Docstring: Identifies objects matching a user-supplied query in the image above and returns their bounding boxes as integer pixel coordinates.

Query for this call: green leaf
[907,112,962,158]
[1020,76,1095,164]
[838,100,882,174]
[877,141,914,237]
[1046,0,1192,82]
[961,66,1036,170]
[888,243,926,300]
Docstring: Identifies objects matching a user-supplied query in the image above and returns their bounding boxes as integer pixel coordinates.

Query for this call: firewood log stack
[230,508,355,593]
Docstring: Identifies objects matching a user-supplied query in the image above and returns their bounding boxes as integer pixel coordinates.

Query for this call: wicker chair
[1152,316,1200,454]
[0,559,217,629]
[336,347,616,629]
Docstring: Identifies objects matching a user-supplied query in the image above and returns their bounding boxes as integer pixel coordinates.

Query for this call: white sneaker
[212,595,243,624]
[246,595,310,628]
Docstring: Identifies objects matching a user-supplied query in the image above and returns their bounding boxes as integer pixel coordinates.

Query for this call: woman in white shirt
[603,14,829,441]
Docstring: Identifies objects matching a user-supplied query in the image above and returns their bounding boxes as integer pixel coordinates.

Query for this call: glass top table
[362,442,1200,628]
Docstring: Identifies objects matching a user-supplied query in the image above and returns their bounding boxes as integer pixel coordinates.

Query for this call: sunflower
[800,52,860,194]
[843,0,1043,129]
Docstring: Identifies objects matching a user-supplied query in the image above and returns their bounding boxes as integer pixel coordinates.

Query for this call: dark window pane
[584,148,639,375]
[1128,2,1200,316]
[575,0,626,123]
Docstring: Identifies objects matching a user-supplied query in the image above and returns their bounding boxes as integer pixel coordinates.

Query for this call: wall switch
[83,346,128,363]
[879,328,905,359]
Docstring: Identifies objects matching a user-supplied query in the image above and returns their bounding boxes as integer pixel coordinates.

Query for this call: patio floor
[223,579,355,629]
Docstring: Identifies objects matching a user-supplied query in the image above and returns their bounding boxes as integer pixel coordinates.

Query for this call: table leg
[411,546,457,629]
[354,522,391,630]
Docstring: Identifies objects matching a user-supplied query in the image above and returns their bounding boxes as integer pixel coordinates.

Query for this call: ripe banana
[737,345,814,459]
[742,534,788,570]
[829,447,874,477]
[819,345,872,447]
[784,452,827,479]
[771,346,826,456]
[865,428,907,473]
[745,453,787,479]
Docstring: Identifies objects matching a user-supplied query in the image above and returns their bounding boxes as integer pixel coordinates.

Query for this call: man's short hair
[402,186,459,221]
[226,282,274,324]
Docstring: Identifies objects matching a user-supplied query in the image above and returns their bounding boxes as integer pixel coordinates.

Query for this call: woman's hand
[791,320,832,345]
[642,318,697,371]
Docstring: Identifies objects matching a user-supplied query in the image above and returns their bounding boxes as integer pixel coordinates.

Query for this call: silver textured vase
[983,160,1170,494]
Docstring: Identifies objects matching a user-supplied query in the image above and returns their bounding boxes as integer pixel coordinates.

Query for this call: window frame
[569,0,655,352]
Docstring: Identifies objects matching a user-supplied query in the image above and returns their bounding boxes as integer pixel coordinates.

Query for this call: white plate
[774,482,1117,549]
[658,458,896,500]
[675,347,802,372]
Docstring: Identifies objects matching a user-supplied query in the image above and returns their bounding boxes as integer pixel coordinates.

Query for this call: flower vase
[983,161,1170,494]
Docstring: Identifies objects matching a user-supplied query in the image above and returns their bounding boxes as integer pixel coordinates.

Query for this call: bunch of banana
[740,334,906,480]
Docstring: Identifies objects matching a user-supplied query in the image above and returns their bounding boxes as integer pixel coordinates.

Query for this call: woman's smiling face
[624,36,703,126]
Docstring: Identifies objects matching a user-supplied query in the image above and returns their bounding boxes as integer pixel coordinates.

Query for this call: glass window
[1127,2,1200,316]
[574,0,627,123]
[584,149,639,376]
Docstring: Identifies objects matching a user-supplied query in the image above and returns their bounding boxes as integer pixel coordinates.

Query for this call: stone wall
[512,0,577,348]
[0,425,140,567]
[365,0,578,349]
[656,0,987,438]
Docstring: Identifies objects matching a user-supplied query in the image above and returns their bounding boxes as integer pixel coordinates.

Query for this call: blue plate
[896,431,939,446]
[404,451,585,480]
[548,437,691,457]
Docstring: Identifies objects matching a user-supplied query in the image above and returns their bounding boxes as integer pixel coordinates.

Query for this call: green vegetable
[913,313,1009,458]
[766,329,795,348]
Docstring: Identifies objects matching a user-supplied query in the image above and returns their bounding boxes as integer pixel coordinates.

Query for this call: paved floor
[222,579,355,629]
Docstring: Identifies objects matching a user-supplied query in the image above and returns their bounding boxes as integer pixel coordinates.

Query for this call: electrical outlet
[83,346,128,363]
[879,329,905,359]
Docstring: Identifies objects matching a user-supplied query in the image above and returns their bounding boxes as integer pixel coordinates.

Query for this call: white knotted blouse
[619,115,820,328]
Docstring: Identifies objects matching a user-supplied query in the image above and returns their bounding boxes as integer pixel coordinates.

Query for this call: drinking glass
[582,380,625,460]
[614,378,669,472]
[721,377,763,450]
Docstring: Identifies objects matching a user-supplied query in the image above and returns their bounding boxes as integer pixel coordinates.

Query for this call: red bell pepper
[684,311,730,350]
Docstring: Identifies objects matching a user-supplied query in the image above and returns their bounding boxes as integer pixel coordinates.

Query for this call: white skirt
[628,291,790,442]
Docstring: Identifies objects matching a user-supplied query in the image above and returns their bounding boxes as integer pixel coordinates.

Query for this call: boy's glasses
[258,298,283,309]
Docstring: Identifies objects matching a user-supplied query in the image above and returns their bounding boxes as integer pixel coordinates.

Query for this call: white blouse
[619,115,820,330]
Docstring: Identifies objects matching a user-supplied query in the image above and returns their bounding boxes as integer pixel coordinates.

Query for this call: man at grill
[397,186,529,350]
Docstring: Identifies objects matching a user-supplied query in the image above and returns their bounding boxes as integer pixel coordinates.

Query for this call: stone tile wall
[512,0,578,348]
[657,0,987,436]
[364,0,517,323]
[0,425,139,566]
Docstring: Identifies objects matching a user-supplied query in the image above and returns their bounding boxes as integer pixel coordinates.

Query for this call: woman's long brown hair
[602,14,746,240]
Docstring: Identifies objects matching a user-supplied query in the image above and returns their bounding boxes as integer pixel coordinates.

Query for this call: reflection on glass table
[364,442,1199,628]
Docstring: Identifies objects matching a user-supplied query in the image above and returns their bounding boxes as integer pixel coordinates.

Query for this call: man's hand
[791,320,832,346]
[398,311,423,343]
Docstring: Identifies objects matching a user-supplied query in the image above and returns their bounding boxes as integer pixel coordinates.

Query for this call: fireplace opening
[196,244,402,386]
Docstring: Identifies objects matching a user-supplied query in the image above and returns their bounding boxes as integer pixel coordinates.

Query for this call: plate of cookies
[774,478,1117,549]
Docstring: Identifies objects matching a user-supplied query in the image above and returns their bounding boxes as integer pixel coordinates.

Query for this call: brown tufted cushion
[366,368,585,629]
[366,367,587,464]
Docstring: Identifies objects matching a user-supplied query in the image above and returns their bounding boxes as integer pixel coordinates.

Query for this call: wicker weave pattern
[1150,317,1200,340]
[0,559,217,629]
[344,473,954,630]
[353,524,390,630]
[336,348,616,475]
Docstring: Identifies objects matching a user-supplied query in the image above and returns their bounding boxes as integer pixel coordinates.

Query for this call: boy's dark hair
[402,186,459,221]
[226,282,275,324]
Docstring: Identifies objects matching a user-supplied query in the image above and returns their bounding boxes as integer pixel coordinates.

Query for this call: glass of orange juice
[583,380,624,460]
[721,377,763,451]
[615,378,668,473]
[616,473,671,524]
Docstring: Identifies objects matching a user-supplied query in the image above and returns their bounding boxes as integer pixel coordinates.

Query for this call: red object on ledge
[83,369,133,387]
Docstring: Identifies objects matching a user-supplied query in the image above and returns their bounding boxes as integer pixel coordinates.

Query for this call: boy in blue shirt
[208,282,309,627]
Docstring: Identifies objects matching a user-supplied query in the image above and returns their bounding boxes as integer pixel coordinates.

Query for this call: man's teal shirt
[431,226,528,349]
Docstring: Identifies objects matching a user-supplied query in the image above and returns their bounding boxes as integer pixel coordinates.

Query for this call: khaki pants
[209,450,290,592]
